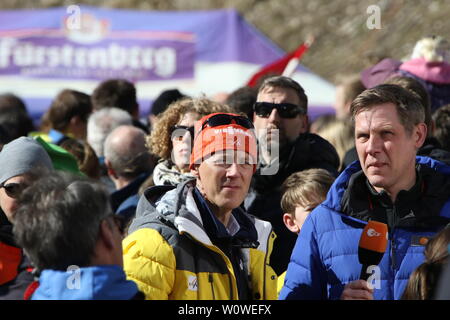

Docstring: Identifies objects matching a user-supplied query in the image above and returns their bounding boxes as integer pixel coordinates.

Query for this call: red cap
[189,113,258,171]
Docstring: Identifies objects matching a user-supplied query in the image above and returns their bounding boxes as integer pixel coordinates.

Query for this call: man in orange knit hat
[123,111,278,300]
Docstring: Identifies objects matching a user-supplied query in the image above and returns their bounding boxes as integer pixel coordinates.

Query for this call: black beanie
[150,89,185,116]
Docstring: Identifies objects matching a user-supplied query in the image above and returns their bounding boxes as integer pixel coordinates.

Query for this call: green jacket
[123,180,277,300]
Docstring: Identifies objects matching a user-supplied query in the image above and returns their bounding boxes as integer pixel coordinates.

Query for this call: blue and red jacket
[0,221,34,300]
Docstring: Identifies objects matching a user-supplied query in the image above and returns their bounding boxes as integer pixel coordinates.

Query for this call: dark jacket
[279,156,450,300]
[110,172,151,224]
[417,137,450,166]
[245,132,340,275]
[435,257,450,299]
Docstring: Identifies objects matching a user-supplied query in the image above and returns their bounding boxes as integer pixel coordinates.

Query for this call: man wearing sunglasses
[0,137,54,299]
[247,76,340,276]
[123,112,278,300]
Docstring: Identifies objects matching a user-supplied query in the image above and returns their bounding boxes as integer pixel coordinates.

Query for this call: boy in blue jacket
[277,168,335,295]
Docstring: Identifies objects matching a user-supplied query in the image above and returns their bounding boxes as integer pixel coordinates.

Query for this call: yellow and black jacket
[123,179,277,300]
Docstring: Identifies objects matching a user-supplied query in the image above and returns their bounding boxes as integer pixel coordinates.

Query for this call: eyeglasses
[253,102,306,119]
[0,182,28,198]
[200,114,254,132]
[171,125,195,141]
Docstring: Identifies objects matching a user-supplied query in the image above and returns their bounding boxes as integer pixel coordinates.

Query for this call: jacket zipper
[228,270,234,299]
[262,231,273,300]
[224,242,236,300]
[390,233,396,271]
[208,273,216,300]
[390,206,396,271]
[390,204,397,300]
[182,232,236,299]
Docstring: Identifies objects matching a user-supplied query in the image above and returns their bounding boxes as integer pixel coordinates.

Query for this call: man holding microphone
[279,84,450,300]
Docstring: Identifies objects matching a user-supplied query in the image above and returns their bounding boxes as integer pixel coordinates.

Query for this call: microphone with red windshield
[358,220,388,281]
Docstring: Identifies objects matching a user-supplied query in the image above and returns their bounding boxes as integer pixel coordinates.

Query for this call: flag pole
[281,35,315,77]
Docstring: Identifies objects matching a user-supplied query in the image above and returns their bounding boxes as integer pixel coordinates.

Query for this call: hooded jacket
[32,265,140,300]
[123,179,277,300]
[279,156,450,300]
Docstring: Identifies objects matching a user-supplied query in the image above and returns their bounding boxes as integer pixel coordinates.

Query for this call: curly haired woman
[149,97,232,186]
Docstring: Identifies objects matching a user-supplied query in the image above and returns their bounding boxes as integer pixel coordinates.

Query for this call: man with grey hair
[12,171,143,300]
[104,125,154,223]
[87,108,133,193]
[245,75,339,275]
[87,107,132,159]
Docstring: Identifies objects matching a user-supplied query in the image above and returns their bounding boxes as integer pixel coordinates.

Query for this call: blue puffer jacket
[279,156,450,300]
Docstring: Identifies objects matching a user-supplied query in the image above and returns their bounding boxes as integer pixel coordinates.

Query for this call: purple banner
[0,13,195,81]
[0,7,335,123]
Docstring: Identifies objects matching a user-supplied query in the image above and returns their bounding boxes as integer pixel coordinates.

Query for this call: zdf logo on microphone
[367,228,381,237]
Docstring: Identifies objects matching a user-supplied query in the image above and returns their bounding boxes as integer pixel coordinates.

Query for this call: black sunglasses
[200,114,254,133]
[171,125,195,141]
[254,102,306,119]
[0,182,28,198]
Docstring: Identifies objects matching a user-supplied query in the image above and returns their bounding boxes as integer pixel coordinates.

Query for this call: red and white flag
[246,36,314,87]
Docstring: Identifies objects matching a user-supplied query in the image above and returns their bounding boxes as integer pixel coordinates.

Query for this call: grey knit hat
[0,136,53,185]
